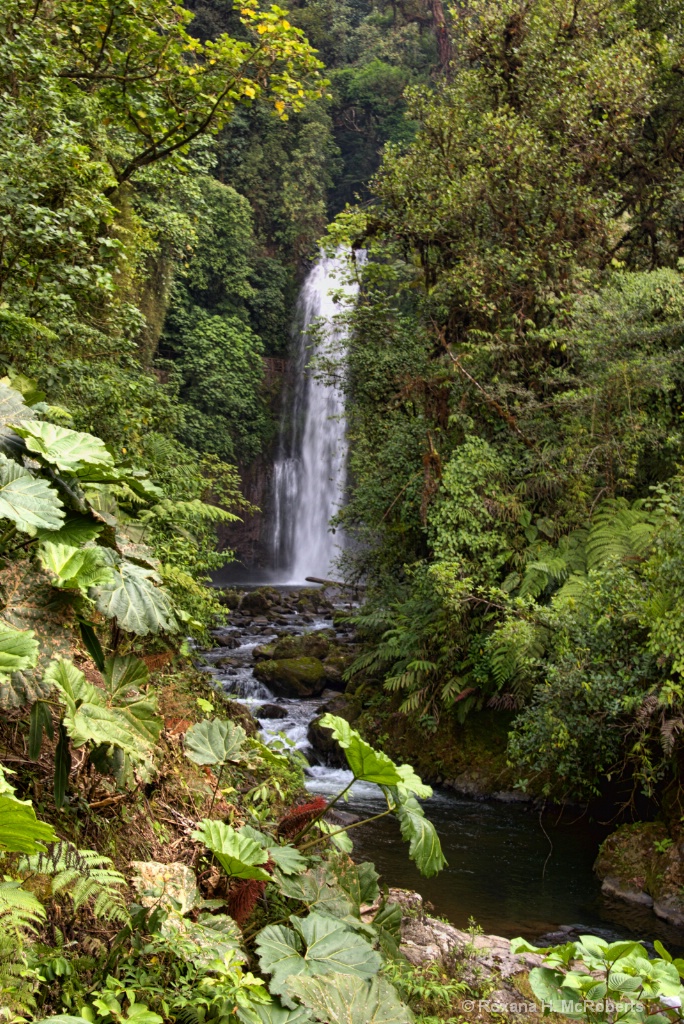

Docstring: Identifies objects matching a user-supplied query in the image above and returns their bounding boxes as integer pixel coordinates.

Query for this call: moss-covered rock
[253,631,335,662]
[322,650,354,687]
[355,705,518,790]
[253,656,327,697]
[594,821,684,925]
[240,589,273,614]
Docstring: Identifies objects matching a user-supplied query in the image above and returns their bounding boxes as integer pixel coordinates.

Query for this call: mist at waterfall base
[271,252,359,584]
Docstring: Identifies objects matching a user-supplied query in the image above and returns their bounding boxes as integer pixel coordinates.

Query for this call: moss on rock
[253,655,327,697]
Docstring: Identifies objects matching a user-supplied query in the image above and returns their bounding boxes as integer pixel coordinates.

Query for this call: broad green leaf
[320,819,353,853]
[240,825,309,876]
[0,625,38,675]
[0,453,64,535]
[393,793,446,878]
[528,968,583,1017]
[47,658,161,760]
[395,763,432,800]
[238,1000,314,1024]
[334,860,379,911]
[318,714,403,785]
[372,901,403,958]
[184,718,246,766]
[36,511,103,546]
[35,1017,90,1024]
[275,863,354,918]
[103,654,149,694]
[103,656,162,747]
[0,793,57,853]
[122,1006,163,1024]
[11,421,114,473]
[287,974,413,1024]
[192,819,271,880]
[0,381,35,439]
[256,912,382,1002]
[93,559,178,635]
[39,541,114,593]
[161,911,246,968]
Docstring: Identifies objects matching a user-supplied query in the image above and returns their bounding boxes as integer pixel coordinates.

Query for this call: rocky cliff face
[218,356,290,567]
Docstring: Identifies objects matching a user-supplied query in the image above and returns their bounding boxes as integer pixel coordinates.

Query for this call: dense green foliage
[329,0,684,805]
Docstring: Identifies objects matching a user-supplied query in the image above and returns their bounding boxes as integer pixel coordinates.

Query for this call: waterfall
[272,251,359,582]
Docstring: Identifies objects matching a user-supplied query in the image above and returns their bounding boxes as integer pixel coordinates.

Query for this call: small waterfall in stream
[272,252,360,582]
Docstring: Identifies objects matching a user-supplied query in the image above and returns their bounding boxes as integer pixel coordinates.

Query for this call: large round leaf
[192,819,271,880]
[286,975,413,1024]
[256,912,382,1002]
[0,453,64,535]
[11,421,114,473]
[184,718,246,766]
[0,625,38,676]
[317,714,403,786]
[93,560,178,636]
[392,793,446,878]
[0,793,57,853]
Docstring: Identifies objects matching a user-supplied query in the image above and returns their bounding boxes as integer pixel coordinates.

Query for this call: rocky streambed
[201,584,684,951]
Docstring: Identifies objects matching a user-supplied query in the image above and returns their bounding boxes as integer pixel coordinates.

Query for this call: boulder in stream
[256,703,289,720]
[253,656,327,697]
[307,694,360,767]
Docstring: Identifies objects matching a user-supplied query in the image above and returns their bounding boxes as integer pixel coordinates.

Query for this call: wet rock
[307,694,360,767]
[321,650,354,687]
[654,897,684,928]
[253,632,336,663]
[368,888,543,982]
[253,656,327,698]
[601,876,654,908]
[216,588,241,610]
[240,590,272,614]
[256,703,289,720]
[212,634,240,649]
[214,656,239,668]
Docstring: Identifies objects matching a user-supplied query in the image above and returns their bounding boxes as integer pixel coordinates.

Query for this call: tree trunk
[431,0,452,75]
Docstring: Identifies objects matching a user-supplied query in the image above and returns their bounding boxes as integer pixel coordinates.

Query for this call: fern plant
[19,842,129,925]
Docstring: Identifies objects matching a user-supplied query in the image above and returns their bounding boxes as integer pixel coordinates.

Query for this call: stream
[204,582,684,951]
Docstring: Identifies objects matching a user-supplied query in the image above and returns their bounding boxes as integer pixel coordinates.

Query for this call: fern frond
[0,881,45,936]
[19,842,128,923]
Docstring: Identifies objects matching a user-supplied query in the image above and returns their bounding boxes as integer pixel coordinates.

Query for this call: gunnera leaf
[11,421,114,473]
[392,793,446,878]
[317,714,403,786]
[184,718,246,766]
[47,658,161,761]
[192,820,271,881]
[38,541,114,593]
[256,912,382,1004]
[237,1000,314,1024]
[92,559,178,636]
[0,380,35,443]
[239,826,309,877]
[274,863,354,918]
[286,974,413,1024]
[0,453,65,536]
[0,793,57,854]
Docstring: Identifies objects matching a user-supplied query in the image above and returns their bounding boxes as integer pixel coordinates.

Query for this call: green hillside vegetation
[5,1,684,1022]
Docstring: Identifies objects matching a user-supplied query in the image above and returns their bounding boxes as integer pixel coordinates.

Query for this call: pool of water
[204,586,684,951]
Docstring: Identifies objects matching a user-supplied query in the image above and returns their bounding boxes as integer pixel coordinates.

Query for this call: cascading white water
[272,252,359,582]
